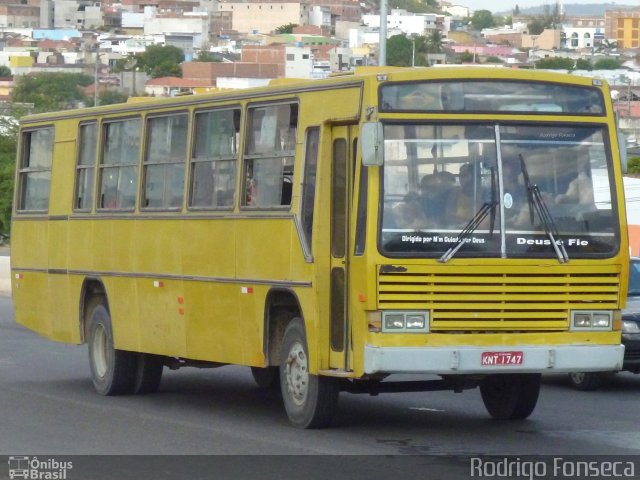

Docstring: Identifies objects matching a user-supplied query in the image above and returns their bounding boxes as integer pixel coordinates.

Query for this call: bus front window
[379,123,618,259]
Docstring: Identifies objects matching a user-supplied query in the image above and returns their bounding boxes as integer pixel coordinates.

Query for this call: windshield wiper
[440,167,497,263]
[519,154,569,263]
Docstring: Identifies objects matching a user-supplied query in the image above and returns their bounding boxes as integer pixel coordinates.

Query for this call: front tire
[480,374,541,420]
[251,366,280,389]
[87,298,137,395]
[568,372,609,391]
[279,318,339,428]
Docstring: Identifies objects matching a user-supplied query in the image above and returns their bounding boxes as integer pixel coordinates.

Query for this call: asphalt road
[1,294,639,478]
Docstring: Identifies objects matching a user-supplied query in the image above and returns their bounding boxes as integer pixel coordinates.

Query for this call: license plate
[481,351,524,366]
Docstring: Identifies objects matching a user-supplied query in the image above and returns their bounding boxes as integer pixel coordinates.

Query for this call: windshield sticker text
[516,237,589,247]
[402,235,486,245]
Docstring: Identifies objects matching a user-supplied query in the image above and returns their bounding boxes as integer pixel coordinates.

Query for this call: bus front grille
[377,264,621,332]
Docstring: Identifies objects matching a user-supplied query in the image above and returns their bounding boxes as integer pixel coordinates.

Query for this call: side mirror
[361,122,384,166]
[619,129,628,174]
[615,112,628,174]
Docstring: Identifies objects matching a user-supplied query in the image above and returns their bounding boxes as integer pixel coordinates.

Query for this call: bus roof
[19,67,608,125]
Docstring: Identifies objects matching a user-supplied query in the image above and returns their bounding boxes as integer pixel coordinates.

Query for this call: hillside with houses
[0,0,639,246]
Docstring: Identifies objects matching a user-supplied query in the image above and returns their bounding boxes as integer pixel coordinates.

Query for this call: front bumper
[364,344,625,375]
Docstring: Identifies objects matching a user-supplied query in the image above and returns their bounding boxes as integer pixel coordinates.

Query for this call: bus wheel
[134,354,164,394]
[251,366,280,389]
[87,299,137,395]
[480,374,541,420]
[568,372,608,391]
[279,318,339,428]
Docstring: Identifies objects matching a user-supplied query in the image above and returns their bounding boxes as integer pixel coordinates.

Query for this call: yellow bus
[11,67,628,428]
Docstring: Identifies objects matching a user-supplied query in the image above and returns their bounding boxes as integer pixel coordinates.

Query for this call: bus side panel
[47,273,79,344]
[134,277,186,356]
[182,218,242,364]
[185,282,243,364]
[12,220,52,338]
[235,218,293,365]
[91,219,138,351]
[12,271,51,338]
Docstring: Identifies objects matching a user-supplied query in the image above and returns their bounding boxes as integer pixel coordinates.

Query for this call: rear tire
[87,298,137,395]
[134,353,164,394]
[568,372,608,391]
[279,318,339,428]
[480,374,541,420]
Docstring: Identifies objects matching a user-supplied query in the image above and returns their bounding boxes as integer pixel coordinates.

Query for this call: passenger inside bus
[419,172,452,227]
[445,163,485,227]
[392,191,427,229]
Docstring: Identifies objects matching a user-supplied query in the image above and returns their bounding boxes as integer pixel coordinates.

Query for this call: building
[218,1,309,35]
[145,75,213,96]
[362,9,441,36]
[605,9,640,49]
[0,4,39,29]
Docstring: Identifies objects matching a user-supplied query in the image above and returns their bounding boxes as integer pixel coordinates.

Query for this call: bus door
[328,125,356,371]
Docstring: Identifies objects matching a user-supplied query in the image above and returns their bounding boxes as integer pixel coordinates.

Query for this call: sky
[458,0,637,12]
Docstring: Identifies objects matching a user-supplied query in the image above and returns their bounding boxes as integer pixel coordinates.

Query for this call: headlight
[405,314,426,330]
[573,313,591,328]
[570,311,613,331]
[382,311,429,333]
[593,313,612,328]
[622,320,640,333]
[384,314,405,330]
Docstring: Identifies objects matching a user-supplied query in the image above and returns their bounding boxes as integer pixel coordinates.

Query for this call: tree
[275,23,298,34]
[527,2,562,35]
[390,0,439,13]
[99,89,129,106]
[575,58,593,70]
[194,51,220,62]
[425,30,443,54]
[0,116,17,234]
[514,4,520,16]
[458,50,476,63]
[386,34,413,66]
[535,57,575,70]
[484,56,504,63]
[11,73,92,112]
[597,39,618,53]
[0,66,11,77]
[594,58,622,70]
[138,45,184,79]
[628,157,640,174]
[527,18,546,35]
[470,10,495,31]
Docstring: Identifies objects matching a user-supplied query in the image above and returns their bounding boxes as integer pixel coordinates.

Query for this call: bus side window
[244,103,297,208]
[17,127,54,212]
[143,113,188,210]
[189,108,239,210]
[75,123,97,212]
[99,118,140,211]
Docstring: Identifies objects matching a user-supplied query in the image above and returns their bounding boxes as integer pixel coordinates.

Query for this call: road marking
[409,407,445,412]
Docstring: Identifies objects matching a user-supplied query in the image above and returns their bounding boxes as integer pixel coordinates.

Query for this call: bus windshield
[380,123,618,259]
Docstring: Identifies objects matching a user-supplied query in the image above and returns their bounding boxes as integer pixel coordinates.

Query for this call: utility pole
[93,43,99,107]
[411,35,415,67]
[379,0,387,66]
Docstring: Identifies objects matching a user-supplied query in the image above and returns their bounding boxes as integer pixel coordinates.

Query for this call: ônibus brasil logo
[8,456,73,479]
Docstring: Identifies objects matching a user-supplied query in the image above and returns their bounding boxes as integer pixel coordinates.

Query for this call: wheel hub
[92,324,109,378]
[285,341,308,406]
